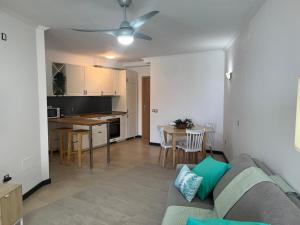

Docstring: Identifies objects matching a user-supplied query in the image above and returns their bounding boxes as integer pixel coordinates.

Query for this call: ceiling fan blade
[134,32,152,41]
[130,11,159,30]
[72,29,118,36]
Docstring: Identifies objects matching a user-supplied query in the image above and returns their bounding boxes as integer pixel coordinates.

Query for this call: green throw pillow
[187,218,270,225]
[192,156,231,200]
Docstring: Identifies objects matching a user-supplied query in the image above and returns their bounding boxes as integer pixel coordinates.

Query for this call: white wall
[45,48,121,95]
[36,26,50,181]
[0,11,47,193]
[128,66,151,136]
[224,0,300,191]
[146,51,225,150]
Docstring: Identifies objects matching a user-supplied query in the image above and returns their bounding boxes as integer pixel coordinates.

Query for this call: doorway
[142,76,150,143]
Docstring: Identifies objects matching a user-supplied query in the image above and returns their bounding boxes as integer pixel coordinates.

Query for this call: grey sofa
[164,154,300,225]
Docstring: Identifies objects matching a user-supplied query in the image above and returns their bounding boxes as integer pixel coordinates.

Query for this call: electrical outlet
[152,109,158,113]
[1,33,7,41]
[3,174,12,183]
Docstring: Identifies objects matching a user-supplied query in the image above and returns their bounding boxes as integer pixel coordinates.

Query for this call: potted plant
[174,119,194,129]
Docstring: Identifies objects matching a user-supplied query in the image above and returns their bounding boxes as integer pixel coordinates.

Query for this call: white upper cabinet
[99,68,115,96]
[65,64,85,96]
[112,69,121,96]
[49,63,123,97]
[85,67,102,96]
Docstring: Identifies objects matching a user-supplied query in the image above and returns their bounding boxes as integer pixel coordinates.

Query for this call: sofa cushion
[213,154,257,200]
[175,165,203,202]
[192,156,231,200]
[225,182,300,225]
[252,159,274,176]
[167,182,214,209]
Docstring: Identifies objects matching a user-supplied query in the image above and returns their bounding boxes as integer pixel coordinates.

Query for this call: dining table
[48,117,111,169]
[162,125,215,168]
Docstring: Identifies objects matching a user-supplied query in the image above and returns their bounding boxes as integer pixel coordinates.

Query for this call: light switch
[1,33,7,41]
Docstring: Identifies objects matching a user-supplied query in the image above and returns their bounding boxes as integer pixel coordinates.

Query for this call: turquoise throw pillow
[192,156,231,200]
[186,218,270,225]
[175,165,203,202]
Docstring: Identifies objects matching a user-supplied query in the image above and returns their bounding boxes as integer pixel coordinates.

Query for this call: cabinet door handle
[98,131,102,134]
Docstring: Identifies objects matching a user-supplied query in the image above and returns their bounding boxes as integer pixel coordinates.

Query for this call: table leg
[107,123,111,164]
[172,134,177,168]
[89,125,93,169]
[202,133,208,160]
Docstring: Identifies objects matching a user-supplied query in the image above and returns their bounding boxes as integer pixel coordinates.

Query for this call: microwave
[47,107,60,118]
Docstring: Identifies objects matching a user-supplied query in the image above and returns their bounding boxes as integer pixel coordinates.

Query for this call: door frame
[142,76,151,143]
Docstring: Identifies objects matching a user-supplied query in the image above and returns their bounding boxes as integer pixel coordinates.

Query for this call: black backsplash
[47,96,112,116]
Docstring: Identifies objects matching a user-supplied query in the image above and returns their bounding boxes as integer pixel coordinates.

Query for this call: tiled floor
[23,139,225,224]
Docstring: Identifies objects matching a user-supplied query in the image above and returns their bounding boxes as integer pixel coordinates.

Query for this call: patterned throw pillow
[175,165,203,202]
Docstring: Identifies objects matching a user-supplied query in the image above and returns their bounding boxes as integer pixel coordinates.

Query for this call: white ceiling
[0,0,265,61]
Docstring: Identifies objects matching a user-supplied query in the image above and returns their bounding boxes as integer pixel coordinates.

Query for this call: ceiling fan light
[117,35,134,45]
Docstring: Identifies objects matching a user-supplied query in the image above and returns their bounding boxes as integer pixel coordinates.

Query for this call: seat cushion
[192,156,231,200]
[213,154,257,200]
[167,182,214,209]
[175,165,203,202]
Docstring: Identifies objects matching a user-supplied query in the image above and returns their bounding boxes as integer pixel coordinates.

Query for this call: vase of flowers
[174,119,194,129]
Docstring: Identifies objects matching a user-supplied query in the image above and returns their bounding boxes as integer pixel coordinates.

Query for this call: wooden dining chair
[177,129,205,163]
[205,123,216,156]
[158,127,173,168]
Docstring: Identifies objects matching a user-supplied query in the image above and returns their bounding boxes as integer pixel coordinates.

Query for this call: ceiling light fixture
[105,55,116,59]
[117,34,134,45]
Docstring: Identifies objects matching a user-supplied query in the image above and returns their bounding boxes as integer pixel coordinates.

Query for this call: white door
[126,70,138,138]
[100,68,115,95]
[65,64,85,96]
[85,67,101,96]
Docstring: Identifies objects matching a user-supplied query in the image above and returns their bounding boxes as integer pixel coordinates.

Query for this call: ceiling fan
[73,0,159,46]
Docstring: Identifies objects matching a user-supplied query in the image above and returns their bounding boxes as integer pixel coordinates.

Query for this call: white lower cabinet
[73,124,107,150]
[120,114,127,140]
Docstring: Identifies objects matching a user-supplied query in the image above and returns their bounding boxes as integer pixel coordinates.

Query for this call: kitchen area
[47,62,138,168]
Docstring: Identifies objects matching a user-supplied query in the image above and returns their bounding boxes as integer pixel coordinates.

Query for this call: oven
[109,118,120,140]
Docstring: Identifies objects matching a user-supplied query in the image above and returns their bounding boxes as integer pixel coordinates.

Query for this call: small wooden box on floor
[0,184,22,225]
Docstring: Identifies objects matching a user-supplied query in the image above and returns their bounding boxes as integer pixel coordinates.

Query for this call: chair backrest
[159,127,167,146]
[205,123,216,150]
[185,129,205,152]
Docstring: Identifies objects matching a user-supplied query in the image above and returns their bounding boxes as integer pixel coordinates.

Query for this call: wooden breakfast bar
[48,117,111,169]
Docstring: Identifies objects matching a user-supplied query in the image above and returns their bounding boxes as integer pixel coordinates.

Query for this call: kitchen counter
[48,117,111,126]
[48,117,111,169]
[77,111,127,119]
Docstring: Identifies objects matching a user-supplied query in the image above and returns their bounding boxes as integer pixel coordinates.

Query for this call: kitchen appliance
[109,118,121,141]
[47,107,61,118]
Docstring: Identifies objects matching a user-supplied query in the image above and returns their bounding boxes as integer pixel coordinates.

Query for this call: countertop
[79,111,127,118]
[48,111,126,126]
[48,117,111,126]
